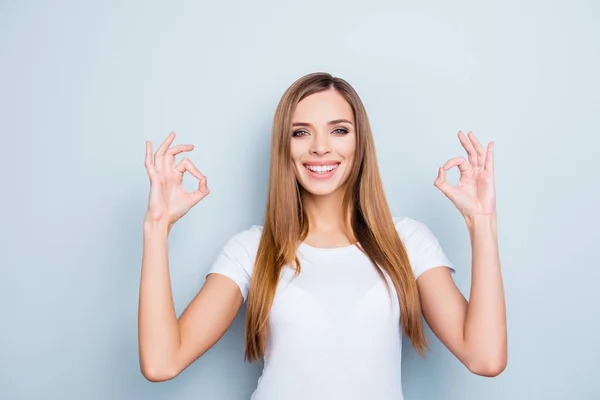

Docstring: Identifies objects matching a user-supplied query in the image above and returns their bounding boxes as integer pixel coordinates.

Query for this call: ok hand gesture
[144,132,210,227]
[434,131,496,218]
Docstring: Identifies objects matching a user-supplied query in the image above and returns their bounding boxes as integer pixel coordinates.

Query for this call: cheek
[289,142,307,178]
[339,139,356,176]
[339,137,357,159]
[289,142,302,165]
[289,138,309,159]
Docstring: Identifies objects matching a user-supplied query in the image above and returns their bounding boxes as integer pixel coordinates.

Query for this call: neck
[300,187,346,232]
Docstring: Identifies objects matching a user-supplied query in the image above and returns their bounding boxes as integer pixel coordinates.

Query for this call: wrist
[143,214,172,234]
[464,213,497,234]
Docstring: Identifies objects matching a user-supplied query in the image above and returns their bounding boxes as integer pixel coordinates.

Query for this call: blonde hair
[245,72,427,362]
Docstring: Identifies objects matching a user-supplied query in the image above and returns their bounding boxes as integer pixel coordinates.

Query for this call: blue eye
[292,130,308,137]
[334,128,349,135]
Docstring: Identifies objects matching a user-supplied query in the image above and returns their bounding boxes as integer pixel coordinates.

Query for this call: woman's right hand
[144,131,210,228]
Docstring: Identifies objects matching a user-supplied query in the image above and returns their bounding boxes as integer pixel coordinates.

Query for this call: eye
[333,128,349,135]
[292,130,308,137]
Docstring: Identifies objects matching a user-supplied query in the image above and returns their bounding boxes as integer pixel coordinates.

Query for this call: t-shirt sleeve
[206,226,261,302]
[394,217,455,280]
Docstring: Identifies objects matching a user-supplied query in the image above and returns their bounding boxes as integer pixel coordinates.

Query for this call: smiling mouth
[302,162,341,175]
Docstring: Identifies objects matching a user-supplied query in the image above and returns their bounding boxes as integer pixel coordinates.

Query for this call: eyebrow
[292,119,353,127]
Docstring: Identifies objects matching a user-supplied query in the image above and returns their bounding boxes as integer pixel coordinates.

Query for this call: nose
[309,131,331,156]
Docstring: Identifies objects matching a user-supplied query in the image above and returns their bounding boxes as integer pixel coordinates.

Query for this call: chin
[300,184,342,197]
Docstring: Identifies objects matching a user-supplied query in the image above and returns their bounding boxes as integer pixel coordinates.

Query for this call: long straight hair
[244,72,428,362]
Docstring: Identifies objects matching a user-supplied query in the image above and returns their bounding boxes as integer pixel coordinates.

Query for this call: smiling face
[290,88,357,197]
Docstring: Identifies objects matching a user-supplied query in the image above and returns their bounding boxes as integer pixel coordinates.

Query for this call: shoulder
[227,224,263,248]
[223,224,263,256]
[207,225,263,302]
[392,216,433,240]
[219,224,263,272]
[392,215,455,278]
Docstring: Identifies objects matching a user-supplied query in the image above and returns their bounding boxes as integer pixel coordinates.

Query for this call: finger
[434,166,459,200]
[167,144,194,157]
[442,157,471,173]
[458,130,478,167]
[155,131,176,157]
[198,175,209,194]
[468,131,486,167]
[175,158,205,181]
[145,141,157,176]
[484,141,494,172]
[189,176,210,206]
[434,166,446,187]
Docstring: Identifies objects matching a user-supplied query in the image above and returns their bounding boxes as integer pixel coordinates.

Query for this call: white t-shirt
[207,216,455,400]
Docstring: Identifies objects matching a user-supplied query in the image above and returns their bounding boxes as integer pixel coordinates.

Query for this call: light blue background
[3,0,599,399]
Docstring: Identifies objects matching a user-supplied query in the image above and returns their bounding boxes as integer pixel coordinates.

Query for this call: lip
[302,161,341,166]
[302,161,341,180]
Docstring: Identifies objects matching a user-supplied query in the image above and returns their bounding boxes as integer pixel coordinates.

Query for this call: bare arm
[138,221,243,381]
[137,132,243,382]
[417,214,506,377]
[425,130,507,377]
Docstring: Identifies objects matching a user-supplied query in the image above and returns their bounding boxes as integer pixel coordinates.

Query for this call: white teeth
[305,164,338,173]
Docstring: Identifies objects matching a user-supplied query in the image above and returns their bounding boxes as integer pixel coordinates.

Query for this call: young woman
[138,72,507,399]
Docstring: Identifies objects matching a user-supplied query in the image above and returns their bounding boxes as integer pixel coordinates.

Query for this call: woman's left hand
[434,130,496,218]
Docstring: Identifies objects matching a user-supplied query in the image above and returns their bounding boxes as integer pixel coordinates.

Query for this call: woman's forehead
[293,90,354,125]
